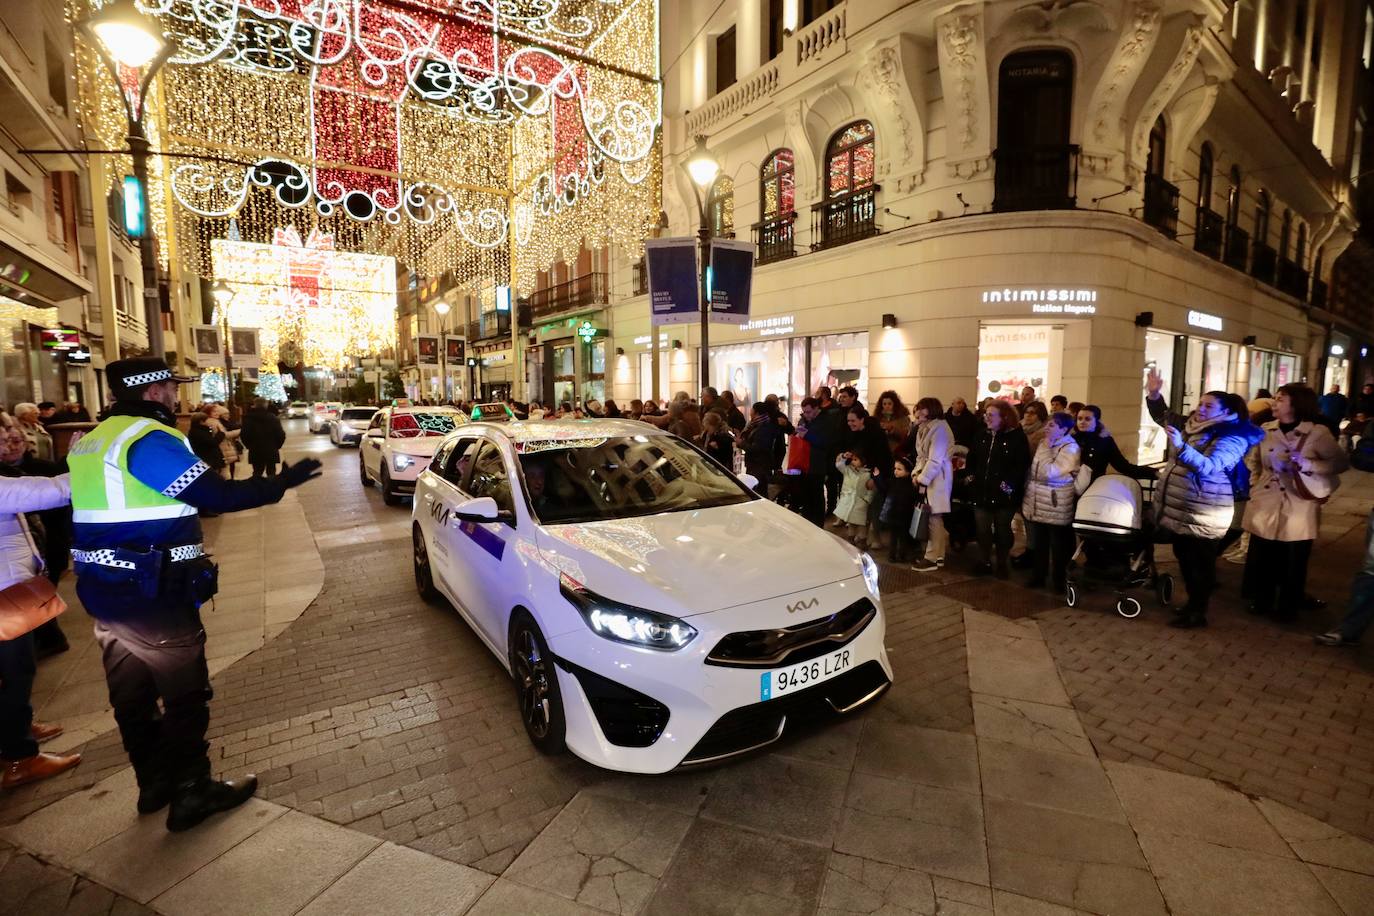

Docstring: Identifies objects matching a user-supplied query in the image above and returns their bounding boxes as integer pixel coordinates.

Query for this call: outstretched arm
[127,431,320,514]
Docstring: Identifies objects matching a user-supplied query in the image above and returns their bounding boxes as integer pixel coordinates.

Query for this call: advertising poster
[230,327,262,369]
[193,325,225,368]
[417,334,439,365]
[709,238,755,325]
[645,238,699,326]
[445,337,465,362]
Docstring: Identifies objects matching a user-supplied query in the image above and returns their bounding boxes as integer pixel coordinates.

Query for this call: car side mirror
[454,495,501,523]
[738,472,760,491]
[366,428,384,438]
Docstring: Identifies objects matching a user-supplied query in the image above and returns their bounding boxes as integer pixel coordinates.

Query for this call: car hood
[388,436,445,457]
[536,499,863,617]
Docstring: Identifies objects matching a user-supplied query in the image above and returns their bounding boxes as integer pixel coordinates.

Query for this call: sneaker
[933,557,945,569]
[1314,631,1357,647]
[910,559,939,572]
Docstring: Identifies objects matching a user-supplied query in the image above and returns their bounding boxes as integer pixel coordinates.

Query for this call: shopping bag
[785,435,811,474]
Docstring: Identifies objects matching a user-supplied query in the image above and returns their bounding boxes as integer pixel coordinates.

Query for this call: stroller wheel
[1156,574,1175,608]
[1065,583,1079,608]
[1116,596,1143,619]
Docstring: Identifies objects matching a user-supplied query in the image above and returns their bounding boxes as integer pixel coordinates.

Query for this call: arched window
[1279,209,1293,260]
[825,121,875,199]
[1296,222,1308,267]
[707,175,734,238]
[1255,189,1271,243]
[1226,166,1242,229]
[760,149,795,222]
[995,50,1075,211]
[1146,116,1167,178]
[1198,143,1214,212]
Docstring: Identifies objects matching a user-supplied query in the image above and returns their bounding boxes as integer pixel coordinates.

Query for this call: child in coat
[883,457,919,562]
[833,450,874,546]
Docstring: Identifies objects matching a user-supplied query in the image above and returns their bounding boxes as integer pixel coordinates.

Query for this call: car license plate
[759,649,852,701]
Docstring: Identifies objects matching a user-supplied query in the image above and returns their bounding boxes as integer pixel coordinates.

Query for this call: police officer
[69,358,322,832]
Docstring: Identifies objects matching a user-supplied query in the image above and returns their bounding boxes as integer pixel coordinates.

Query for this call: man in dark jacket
[964,402,1031,578]
[795,397,832,526]
[813,387,846,515]
[240,398,287,477]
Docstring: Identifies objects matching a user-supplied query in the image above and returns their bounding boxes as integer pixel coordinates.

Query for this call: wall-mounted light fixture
[882,313,897,329]
[615,347,625,357]
[1134,311,1154,327]
[672,339,683,350]
[1242,335,1257,346]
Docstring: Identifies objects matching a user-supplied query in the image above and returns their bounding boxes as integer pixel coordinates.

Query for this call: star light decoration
[72,0,662,295]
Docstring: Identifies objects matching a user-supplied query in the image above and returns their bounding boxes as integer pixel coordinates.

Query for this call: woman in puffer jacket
[1021,412,1081,592]
[1145,368,1262,629]
[0,471,82,788]
[1243,383,1348,621]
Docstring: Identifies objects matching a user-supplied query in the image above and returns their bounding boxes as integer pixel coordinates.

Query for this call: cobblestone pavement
[1,423,1373,915]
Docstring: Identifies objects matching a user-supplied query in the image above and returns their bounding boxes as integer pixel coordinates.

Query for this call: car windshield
[341,408,375,422]
[291,402,306,407]
[390,412,458,438]
[516,435,754,525]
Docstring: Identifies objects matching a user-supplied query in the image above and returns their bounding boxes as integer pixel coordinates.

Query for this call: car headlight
[393,453,415,471]
[860,552,881,598]
[559,573,697,651]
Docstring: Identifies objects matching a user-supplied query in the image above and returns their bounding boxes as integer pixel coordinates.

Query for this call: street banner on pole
[230,327,262,369]
[645,237,699,326]
[417,335,439,365]
[709,238,756,325]
[445,337,465,362]
[193,325,225,368]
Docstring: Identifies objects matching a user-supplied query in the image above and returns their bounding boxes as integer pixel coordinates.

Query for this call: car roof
[457,418,668,444]
[384,405,462,415]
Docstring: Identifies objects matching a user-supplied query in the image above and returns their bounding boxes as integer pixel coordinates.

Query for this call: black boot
[1168,608,1207,629]
[166,775,258,832]
[994,551,1010,580]
[138,780,174,814]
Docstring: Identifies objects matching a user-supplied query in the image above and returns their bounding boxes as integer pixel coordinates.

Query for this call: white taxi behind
[361,406,466,505]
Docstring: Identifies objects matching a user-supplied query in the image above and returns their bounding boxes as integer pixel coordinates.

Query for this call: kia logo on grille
[787,597,819,614]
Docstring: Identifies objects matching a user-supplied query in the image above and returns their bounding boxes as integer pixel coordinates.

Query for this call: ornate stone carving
[947,156,991,179]
[940,15,980,149]
[1130,19,1204,174]
[868,44,913,162]
[1089,2,1161,144]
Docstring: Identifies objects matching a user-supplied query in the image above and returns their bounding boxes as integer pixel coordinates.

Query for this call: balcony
[1251,242,1278,285]
[1276,259,1309,300]
[753,214,797,265]
[993,145,1079,212]
[528,272,608,322]
[1311,278,1328,309]
[1223,225,1249,271]
[1193,208,1224,259]
[811,188,878,251]
[1141,174,1178,239]
[631,257,648,296]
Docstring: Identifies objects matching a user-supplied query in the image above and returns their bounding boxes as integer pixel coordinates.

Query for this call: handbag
[1289,431,1337,504]
[909,497,931,542]
[0,515,66,640]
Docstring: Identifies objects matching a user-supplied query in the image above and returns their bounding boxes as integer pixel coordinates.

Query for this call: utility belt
[72,542,219,606]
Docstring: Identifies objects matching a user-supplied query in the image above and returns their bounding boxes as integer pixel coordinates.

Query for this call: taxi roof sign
[391,397,413,407]
[472,402,514,422]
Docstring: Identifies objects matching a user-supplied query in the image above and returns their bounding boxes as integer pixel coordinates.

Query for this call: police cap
[107,357,198,401]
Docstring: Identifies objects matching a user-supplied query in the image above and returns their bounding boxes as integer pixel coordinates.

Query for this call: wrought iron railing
[810,188,878,251]
[631,257,648,296]
[1276,259,1309,300]
[1193,207,1224,260]
[1251,241,1278,285]
[1223,225,1249,270]
[528,272,608,321]
[753,214,797,264]
[1141,173,1178,238]
[992,145,1079,212]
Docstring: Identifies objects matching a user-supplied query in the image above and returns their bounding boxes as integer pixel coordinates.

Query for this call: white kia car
[308,401,343,434]
[410,419,892,773]
[361,406,466,504]
[330,406,378,447]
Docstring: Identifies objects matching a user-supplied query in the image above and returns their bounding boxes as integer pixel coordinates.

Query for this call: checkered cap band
[121,369,172,387]
[71,549,137,570]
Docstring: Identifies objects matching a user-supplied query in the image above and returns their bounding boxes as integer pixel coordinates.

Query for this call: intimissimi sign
[981,287,1098,316]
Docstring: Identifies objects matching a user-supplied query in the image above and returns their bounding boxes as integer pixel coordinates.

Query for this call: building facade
[575,0,1370,462]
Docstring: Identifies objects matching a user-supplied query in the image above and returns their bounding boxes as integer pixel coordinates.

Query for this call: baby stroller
[1065,475,1174,618]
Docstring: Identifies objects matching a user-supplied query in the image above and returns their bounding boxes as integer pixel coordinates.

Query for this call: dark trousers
[1245,535,1313,620]
[250,461,277,478]
[825,466,842,516]
[800,475,827,527]
[95,614,213,788]
[1172,535,1221,616]
[1338,510,1374,640]
[1027,521,1074,588]
[0,633,37,761]
[975,506,1016,564]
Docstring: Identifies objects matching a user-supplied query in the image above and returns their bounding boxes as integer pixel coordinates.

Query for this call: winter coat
[912,419,955,514]
[700,429,735,468]
[0,474,70,592]
[240,407,286,465]
[850,418,894,489]
[667,405,703,441]
[1243,420,1348,542]
[813,402,846,462]
[207,416,240,466]
[878,412,911,454]
[1147,395,1261,540]
[19,421,53,463]
[1022,437,1081,526]
[945,410,980,451]
[966,427,1032,509]
[188,423,226,470]
[882,475,918,532]
[1073,429,1156,482]
[741,416,785,476]
[833,457,872,525]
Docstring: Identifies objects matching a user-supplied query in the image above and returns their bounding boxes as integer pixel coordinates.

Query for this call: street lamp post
[684,136,722,394]
[83,0,174,360]
[210,279,236,415]
[433,300,451,402]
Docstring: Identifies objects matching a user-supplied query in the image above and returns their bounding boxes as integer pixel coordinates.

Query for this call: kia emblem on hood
[787,597,819,614]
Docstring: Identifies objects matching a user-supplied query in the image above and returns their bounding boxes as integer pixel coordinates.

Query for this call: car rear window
[390,412,458,437]
[341,408,375,421]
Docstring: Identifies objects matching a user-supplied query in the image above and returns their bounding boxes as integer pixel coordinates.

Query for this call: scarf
[1183,411,1237,437]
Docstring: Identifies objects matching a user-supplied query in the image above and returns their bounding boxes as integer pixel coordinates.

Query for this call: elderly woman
[1022,412,1081,592]
[12,403,53,463]
[1243,383,1348,622]
[1146,368,1263,628]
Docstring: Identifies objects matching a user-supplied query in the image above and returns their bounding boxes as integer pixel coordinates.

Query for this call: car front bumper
[544,578,891,773]
[335,428,364,445]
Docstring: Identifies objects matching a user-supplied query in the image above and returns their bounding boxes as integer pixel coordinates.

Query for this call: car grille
[704,597,876,669]
[558,657,670,748]
[681,660,889,766]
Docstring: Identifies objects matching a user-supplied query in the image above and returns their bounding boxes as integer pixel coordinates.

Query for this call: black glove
[279,458,323,489]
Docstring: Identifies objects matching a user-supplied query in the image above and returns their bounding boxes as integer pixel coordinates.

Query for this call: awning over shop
[0,240,92,306]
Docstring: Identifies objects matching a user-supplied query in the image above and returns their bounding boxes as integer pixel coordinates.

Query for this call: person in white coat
[0,473,81,788]
[1243,383,1348,621]
[908,397,954,572]
[206,405,241,478]
[1022,412,1081,592]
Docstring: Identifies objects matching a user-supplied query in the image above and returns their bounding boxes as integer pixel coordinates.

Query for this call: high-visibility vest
[68,415,199,525]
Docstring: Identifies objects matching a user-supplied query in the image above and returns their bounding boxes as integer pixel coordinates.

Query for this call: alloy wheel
[512,627,552,739]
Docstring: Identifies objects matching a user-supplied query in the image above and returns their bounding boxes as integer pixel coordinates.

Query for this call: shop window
[714,27,736,94]
[994,51,1077,212]
[707,175,734,238]
[755,149,796,264]
[1142,117,1178,238]
[813,121,877,249]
